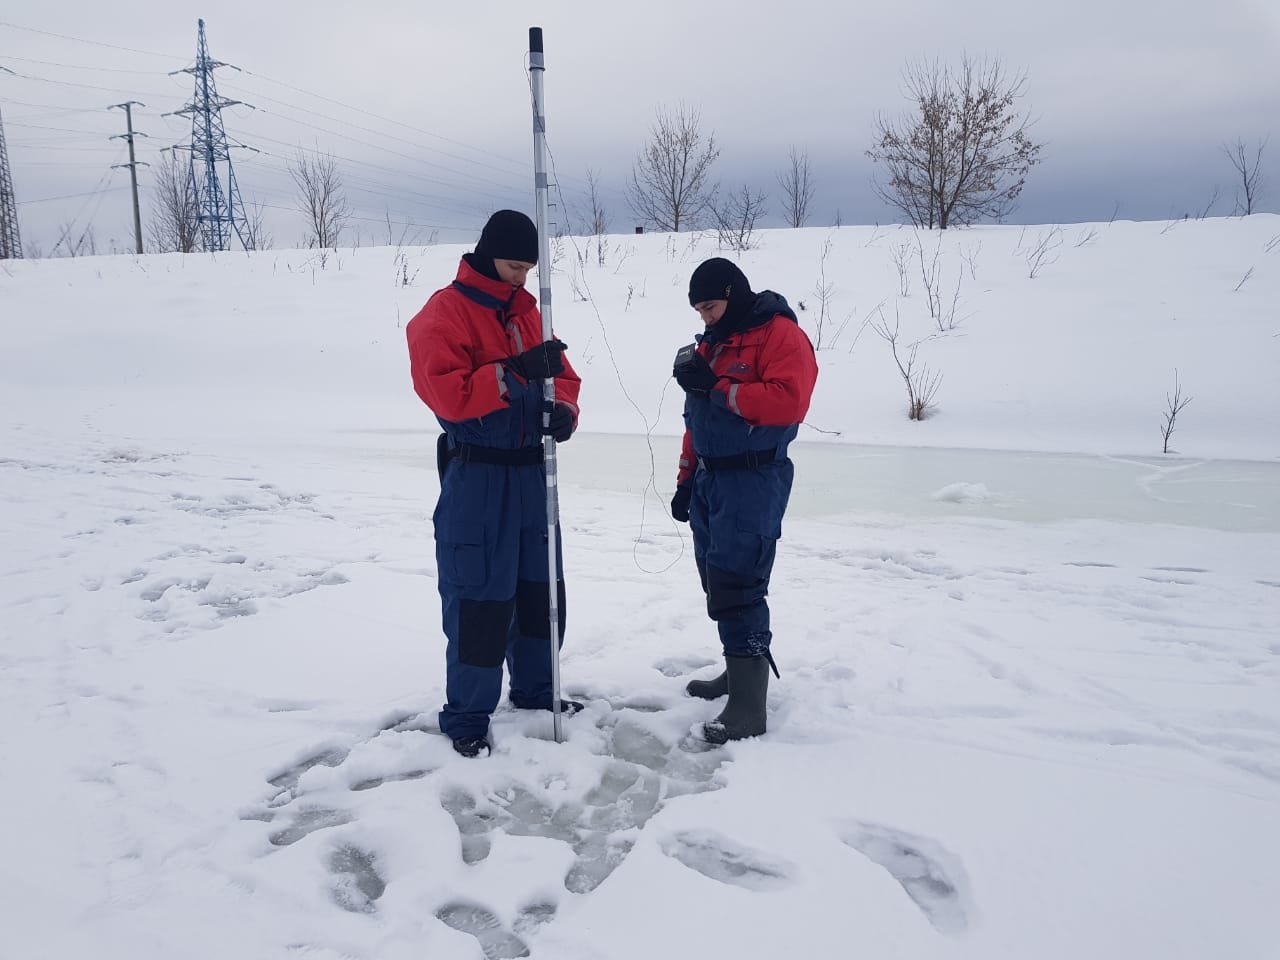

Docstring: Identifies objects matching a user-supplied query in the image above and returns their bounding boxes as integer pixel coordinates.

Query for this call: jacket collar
[454,256,537,314]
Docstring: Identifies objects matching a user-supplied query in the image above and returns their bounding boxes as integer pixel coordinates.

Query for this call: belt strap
[697,447,778,471]
[450,443,544,467]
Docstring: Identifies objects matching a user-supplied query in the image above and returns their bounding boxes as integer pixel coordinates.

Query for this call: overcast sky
[2,0,1278,253]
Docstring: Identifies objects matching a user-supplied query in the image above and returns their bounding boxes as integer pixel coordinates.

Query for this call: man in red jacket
[670,257,818,744]
[406,210,583,758]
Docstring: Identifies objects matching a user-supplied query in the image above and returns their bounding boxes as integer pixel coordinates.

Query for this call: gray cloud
[3,0,1277,251]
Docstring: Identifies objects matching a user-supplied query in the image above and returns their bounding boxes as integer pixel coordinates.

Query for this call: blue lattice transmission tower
[0,104,22,260]
[168,19,250,251]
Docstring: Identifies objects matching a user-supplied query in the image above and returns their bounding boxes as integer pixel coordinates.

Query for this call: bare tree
[53,221,97,258]
[1160,369,1193,454]
[872,307,942,420]
[868,55,1044,229]
[1222,136,1268,215]
[582,167,610,266]
[776,145,816,227]
[289,149,350,249]
[714,184,768,252]
[242,197,273,251]
[584,166,610,236]
[626,103,719,232]
[147,150,199,253]
[811,238,835,348]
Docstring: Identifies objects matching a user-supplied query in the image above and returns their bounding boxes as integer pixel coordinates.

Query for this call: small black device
[673,342,699,376]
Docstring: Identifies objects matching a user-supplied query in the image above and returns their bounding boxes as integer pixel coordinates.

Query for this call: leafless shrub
[53,221,97,257]
[1195,185,1222,220]
[148,149,199,253]
[1073,226,1098,248]
[916,232,963,330]
[960,240,982,280]
[1160,369,1193,454]
[627,102,720,231]
[776,145,815,227]
[242,198,272,251]
[831,298,883,354]
[1223,136,1268,215]
[567,265,588,302]
[867,54,1044,228]
[288,149,350,249]
[811,238,835,348]
[1234,267,1255,291]
[581,167,611,265]
[393,250,420,287]
[1026,226,1063,278]
[1263,234,1279,254]
[384,208,423,248]
[873,306,942,420]
[890,242,912,296]
[611,244,635,274]
[714,184,768,252]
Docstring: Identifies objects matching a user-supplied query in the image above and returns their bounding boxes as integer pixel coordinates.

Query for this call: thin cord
[526,63,686,575]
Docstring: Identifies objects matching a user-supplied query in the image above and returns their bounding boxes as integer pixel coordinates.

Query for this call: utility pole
[0,66,21,260]
[109,101,148,255]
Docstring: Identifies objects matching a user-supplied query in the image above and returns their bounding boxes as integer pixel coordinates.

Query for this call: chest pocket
[709,328,768,384]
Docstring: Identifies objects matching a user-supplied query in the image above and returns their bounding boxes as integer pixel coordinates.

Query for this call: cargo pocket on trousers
[435,521,486,586]
[734,511,780,573]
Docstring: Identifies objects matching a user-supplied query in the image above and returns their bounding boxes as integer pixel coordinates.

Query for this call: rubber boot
[686,670,728,700]
[703,655,769,744]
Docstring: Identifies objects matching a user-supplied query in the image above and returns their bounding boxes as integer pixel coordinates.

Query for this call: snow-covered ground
[2,218,1278,958]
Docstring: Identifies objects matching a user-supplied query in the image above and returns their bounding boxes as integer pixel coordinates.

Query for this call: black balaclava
[687,257,755,331]
[470,209,539,280]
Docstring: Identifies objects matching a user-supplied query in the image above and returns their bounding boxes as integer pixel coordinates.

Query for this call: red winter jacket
[677,294,818,487]
[407,257,580,447]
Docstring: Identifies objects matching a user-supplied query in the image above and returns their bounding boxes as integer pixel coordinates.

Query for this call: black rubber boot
[686,670,728,700]
[703,655,769,744]
[452,735,491,759]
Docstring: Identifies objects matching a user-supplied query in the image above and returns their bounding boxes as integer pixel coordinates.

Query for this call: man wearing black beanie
[405,210,583,758]
[472,209,541,279]
[671,257,819,744]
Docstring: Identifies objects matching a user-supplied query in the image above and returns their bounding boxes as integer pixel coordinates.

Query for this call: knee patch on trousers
[516,579,567,641]
[458,598,515,668]
[705,562,769,622]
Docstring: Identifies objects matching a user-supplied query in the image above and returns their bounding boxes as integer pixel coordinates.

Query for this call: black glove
[674,351,718,395]
[670,484,692,523]
[505,339,567,381]
[544,403,575,442]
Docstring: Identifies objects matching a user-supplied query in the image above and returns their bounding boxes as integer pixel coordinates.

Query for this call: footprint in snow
[328,843,385,913]
[839,821,972,934]
[659,829,793,891]
[435,902,531,959]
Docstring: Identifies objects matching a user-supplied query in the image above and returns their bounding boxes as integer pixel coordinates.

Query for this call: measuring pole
[529,26,564,743]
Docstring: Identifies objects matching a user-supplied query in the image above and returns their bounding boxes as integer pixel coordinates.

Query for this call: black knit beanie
[474,210,539,265]
[688,257,754,324]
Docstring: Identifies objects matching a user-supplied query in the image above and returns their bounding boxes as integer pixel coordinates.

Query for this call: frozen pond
[327,430,1280,533]
[556,435,1280,532]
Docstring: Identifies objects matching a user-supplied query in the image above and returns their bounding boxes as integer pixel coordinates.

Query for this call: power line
[0,54,175,75]
[239,67,531,173]
[2,21,631,244]
[0,64,176,99]
[0,20,185,60]
[17,185,128,205]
